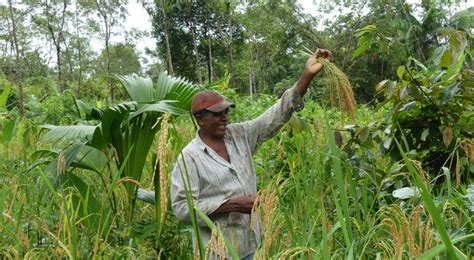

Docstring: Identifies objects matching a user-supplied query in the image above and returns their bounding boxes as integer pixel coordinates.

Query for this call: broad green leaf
[89,125,106,150]
[75,99,92,118]
[421,128,429,141]
[352,25,377,59]
[41,124,98,143]
[155,72,179,100]
[383,136,393,150]
[396,66,406,80]
[448,30,468,53]
[114,74,155,103]
[357,24,377,31]
[442,52,465,82]
[100,102,136,144]
[164,81,199,110]
[410,58,427,71]
[0,84,11,110]
[352,33,373,59]
[155,72,197,103]
[30,149,59,162]
[429,45,447,67]
[75,99,103,120]
[375,80,389,93]
[72,145,107,173]
[356,127,370,143]
[399,87,409,100]
[352,42,370,59]
[45,143,85,176]
[399,101,416,112]
[1,114,19,143]
[440,49,452,68]
[129,101,185,119]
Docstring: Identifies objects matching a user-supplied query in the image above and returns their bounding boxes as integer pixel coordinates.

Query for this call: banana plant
[39,72,199,222]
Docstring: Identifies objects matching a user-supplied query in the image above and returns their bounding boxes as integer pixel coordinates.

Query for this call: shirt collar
[194,130,208,152]
[194,129,231,152]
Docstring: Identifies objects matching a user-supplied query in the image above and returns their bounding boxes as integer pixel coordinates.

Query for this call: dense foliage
[0,0,473,259]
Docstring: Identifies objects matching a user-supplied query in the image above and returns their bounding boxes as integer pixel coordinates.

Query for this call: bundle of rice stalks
[151,113,171,224]
[277,246,317,259]
[205,225,227,260]
[460,139,474,162]
[302,47,357,125]
[379,205,433,259]
[251,180,284,259]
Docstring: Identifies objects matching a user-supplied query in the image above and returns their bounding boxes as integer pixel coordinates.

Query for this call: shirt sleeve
[170,152,228,226]
[241,85,304,154]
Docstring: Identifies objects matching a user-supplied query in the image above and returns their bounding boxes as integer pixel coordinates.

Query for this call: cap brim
[206,100,235,112]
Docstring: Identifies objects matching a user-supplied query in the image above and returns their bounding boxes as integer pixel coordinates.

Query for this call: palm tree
[40,72,199,222]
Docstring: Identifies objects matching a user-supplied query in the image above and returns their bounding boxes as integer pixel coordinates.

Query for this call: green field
[1,1,473,258]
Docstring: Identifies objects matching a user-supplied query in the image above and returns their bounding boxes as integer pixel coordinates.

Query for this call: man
[170,49,332,259]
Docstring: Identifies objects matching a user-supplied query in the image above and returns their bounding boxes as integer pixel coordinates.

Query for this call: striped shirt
[170,86,304,257]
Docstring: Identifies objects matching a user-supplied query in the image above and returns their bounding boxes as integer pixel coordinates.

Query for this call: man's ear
[194,115,204,126]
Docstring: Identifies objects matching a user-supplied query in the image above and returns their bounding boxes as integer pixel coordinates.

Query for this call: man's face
[196,109,229,139]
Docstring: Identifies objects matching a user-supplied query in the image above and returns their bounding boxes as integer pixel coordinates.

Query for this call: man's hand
[296,48,332,96]
[209,195,256,219]
[231,195,256,214]
[305,49,332,75]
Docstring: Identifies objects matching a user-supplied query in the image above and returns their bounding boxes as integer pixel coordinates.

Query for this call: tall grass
[1,94,473,258]
[395,139,458,259]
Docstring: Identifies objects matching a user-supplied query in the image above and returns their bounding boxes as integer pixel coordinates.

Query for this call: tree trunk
[249,72,253,97]
[7,0,24,117]
[225,2,233,84]
[45,0,68,92]
[216,10,233,84]
[207,33,213,84]
[105,16,112,100]
[20,48,31,76]
[159,0,173,75]
[95,0,114,101]
[187,4,202,85]
[75,2,82,98]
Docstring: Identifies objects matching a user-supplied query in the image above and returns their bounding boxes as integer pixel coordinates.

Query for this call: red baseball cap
[191,91,235,114]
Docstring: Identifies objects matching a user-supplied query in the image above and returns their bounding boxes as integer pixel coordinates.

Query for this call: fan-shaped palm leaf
[154,72,179,100]
[164,81,199,110]
[154,72,199,106]
[114,74,155,103]
[41,124,98,143]
[129,100,184,119]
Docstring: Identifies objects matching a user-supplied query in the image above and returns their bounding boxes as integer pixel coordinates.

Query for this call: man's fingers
[314,49,321,57]
[314,49,332,59]
[324,50,332,59]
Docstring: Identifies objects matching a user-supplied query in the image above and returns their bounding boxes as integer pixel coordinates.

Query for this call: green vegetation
[1,0,473,259]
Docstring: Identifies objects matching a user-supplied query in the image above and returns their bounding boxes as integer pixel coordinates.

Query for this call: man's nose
[221,113,228,121]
